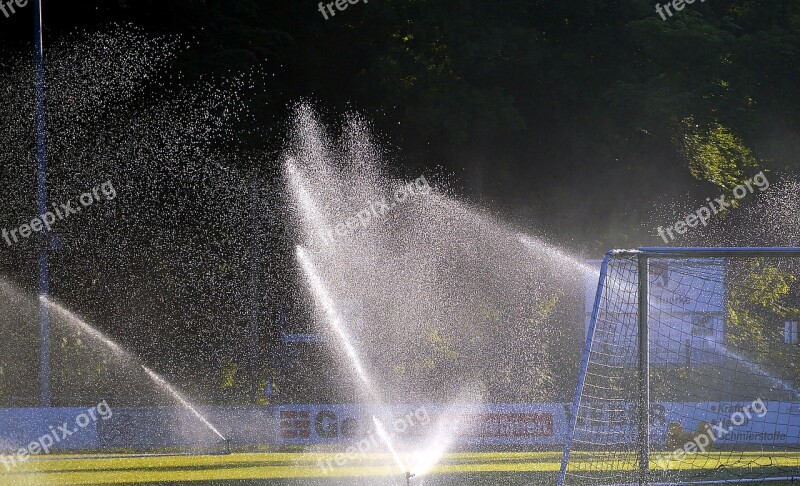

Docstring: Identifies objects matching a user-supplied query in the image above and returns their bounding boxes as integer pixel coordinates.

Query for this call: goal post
[559,247,800,486]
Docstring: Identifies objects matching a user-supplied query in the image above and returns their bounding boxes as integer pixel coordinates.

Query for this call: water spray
[296,246,415,477]
[35,294,230,453]
[140,365,227,442]
[295,245,376,394]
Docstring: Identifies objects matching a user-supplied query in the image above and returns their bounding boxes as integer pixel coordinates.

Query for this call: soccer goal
[558,248,800,486]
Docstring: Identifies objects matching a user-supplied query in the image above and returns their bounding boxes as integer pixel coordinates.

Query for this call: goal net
[558,248,800,485]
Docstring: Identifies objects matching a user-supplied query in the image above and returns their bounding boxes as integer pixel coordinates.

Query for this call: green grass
[0,451,797,485]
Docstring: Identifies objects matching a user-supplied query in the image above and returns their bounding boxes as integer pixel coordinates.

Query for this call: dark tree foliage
[2,0,798,241]
[0,0,797,403]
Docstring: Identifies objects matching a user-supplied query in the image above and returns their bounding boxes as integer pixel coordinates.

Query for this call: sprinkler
[405,471,415,485]
[224,438,232,455]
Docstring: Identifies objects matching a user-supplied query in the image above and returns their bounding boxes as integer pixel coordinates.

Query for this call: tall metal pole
[34,0,51,407]
[637,255,650,485]
[248,171,262,403]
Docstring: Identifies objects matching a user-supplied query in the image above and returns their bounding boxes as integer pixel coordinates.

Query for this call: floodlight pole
[34,0,51,408]
[249,170,262,403]
[637,254,650,485]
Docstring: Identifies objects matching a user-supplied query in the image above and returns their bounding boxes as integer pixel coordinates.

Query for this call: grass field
[1,451,798,485]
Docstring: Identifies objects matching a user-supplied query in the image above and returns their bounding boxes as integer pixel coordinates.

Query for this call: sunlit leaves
[677,116,758,191]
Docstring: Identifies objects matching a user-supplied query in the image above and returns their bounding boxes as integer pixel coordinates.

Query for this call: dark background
[0,0,798,405]
[4,0,798,241]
